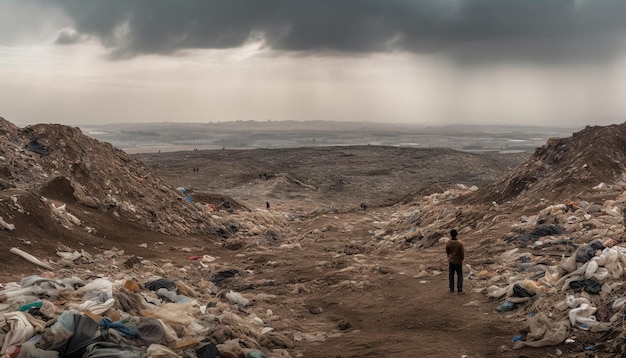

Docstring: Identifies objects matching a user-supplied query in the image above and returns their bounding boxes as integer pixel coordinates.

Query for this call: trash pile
[369,184,481,250]
[203,209,289,246]
[0,117,332,357]
[351,122,626,354]
[368,173,626,354]
[0,117,213,237]
[0,246,302,358]
[472,122,626,206]
[473,191,626,354]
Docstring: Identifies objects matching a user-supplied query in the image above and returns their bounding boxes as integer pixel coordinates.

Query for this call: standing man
[446,229,465,294]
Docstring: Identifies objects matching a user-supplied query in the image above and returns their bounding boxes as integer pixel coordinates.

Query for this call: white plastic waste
[568,303,598,327]
[225,290,249,306]
[1,311,36,354]
[566,295,590,309]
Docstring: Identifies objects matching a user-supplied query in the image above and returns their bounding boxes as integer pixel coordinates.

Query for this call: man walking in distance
[446,229,465,294]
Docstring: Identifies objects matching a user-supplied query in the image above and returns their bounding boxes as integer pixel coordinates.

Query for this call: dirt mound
[0,117,242,278]
[466,123,626,206]
[0,117,215,236]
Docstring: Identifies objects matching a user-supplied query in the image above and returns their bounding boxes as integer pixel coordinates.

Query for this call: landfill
[0,242,303,358]
[477,194,626,354]
[367,173,626,355]
[0,117,301,357]
[4,118,626,356]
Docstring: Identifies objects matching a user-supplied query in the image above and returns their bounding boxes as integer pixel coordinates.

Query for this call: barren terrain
[135,147,532,358]
[4,119,626,357]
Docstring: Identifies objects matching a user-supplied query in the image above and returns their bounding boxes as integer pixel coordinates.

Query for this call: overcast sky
[1,0,626,128]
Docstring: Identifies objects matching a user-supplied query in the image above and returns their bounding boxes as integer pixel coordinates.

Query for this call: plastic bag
[140,303,194,326]
[584,261,598,278]
[225,290,249,306]
[568,303,597,327]
[1,311,36,354]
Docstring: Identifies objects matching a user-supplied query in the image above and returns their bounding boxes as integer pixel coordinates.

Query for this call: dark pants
[449,262,463,292]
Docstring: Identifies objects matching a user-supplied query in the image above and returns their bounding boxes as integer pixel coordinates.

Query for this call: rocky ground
[3,117,626,357]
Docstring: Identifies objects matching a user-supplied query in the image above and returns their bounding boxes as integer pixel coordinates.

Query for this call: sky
[1,0,626,128]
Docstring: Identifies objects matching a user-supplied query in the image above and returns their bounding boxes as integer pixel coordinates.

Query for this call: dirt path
[0,201,548,357]
[252,208,531,358]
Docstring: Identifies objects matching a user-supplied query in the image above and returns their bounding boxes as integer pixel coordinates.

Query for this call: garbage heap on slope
[474,190,626,353]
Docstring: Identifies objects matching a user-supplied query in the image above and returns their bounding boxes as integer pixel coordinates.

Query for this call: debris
[512,313,570,349]
[0,216,15,231]
[25,139,50,155]
[495,301,515,313]
[9,247,54,270]
[3,117,626,356]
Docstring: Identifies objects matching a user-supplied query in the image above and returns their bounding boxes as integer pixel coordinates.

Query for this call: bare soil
[0,144,563,357]
[133,147,548,358]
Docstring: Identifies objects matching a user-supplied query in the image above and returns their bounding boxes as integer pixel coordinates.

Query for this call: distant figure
[360,203,367,211]
[446,229,465,294]
[266,201,270,210]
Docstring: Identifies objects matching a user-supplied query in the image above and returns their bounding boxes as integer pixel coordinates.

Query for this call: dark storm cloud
[43,0,626,63]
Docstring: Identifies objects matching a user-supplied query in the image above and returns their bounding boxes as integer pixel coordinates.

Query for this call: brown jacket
[446,239,465,265]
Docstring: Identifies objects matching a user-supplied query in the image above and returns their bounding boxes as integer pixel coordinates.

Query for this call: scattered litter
[9,247,54,271]
[0,253,294,357]
[0,216,15,231]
